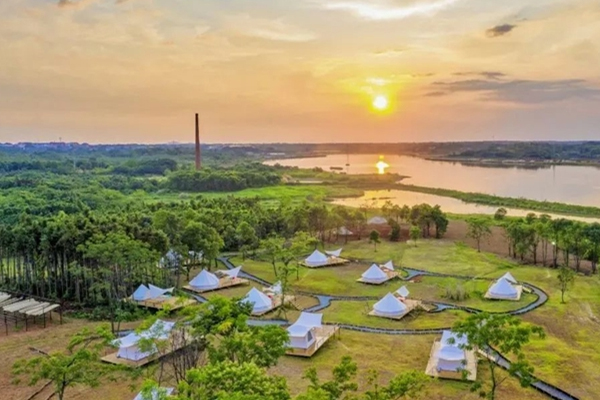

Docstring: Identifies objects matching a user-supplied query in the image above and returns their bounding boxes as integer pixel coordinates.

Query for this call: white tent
[361,264,388,284]
[368,216,388,225]
[396,286,410,298]
[305,250,329,267]
[132,285,150,301]
[114,320,175,361]
[189,270,220,291]
[133,387,174,400]
[489,278,518,299]
[266,281,282,296]
[287,312,323,350]
[222,266,242,279]
[242,288,273,314]
[373,293,407,317]
[132,284,173,301]
[325,248,343,258]
[382,260,395,271]
[499,272,517,284]
[338,227,354,236]
[437,330,468,372]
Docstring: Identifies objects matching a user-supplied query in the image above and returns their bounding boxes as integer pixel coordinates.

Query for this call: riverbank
[425,156,600,168]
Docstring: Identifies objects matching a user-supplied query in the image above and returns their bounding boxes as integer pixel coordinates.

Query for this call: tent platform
[369,298,421,320]
[300,258,350,269]
[251,295,295,316]
[425,340,477,381]
[101,334,190,368]
[127,297,197,311]
[484,284,523,301]
[357,270,399,285]
[286,325,339,357]
[183,277,249,294]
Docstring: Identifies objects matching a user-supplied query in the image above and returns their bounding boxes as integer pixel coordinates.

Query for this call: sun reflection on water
[376,155,389,174]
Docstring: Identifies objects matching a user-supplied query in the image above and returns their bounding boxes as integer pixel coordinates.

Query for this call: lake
[266,154,600,207]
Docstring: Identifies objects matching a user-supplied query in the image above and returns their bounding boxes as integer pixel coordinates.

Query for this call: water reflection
[375,155,389,175]
[265,154,600,207]
[331,190,600,224]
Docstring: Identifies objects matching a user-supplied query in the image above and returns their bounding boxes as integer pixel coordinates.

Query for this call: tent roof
[148,284,173,299]
[189,270,220,288]
[439,330,468,361]
[223,266,242,279]
[338,226,353,235]
[489,277,518,297]
[115,320,175,349]
[133,387,174,400]
[266,281,282,295]
[325,248,342,257]
[362,264,388,281]
[396,286,409,298]
[382,260,395,271]
[500,272,517,284]
[132,284,150,301]
[373,293,407,314]
[287,312,322,337]
[305,250,328,265]
[243,288,273,310]
[368,216,388,225]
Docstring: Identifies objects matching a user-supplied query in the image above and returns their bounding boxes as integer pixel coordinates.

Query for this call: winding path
[216,257,578,400]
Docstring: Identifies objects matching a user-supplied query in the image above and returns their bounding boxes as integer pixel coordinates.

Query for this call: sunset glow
[372,96,389,111]
[376,156,389,174]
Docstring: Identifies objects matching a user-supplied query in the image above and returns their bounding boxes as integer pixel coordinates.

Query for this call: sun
[372,95,389,111]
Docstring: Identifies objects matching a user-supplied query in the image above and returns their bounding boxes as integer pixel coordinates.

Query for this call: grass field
[3,237,599,399]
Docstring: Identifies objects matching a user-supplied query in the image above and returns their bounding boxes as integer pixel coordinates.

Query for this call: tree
[431,205,449,239]
[369,230,381,252]
[389,220,401,242]
[557,266,575,304]
[466,217,492,252]
[236,221,258,260]
[494,208,507,221]
[452,313,545,400]
[409,226,420,247]
[363,369,428,400]
[300,356,358,400]
[584,223,600,274]
[262,236,286,277]
[12,325,116,400]
[176,361,290,400]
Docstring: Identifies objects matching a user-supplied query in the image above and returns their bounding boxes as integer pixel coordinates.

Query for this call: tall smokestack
[195,113,201,170]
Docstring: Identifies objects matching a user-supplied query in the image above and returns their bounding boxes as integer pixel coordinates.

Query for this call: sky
[0,0,599,144]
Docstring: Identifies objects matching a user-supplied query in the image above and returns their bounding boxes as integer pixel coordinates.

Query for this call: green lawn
[234,238,600,398]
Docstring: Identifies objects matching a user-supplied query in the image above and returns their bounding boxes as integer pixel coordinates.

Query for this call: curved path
[216,257,577,400]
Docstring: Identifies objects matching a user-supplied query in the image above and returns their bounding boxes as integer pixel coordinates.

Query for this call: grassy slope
[232,239,600,399]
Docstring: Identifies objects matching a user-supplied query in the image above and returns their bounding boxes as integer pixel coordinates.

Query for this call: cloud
[486,23,517,38]
[226,15,316,42]
[431,77,600,104]
[317,0,462,21]
[453,71,506,80]
[424,91,446,96]
[57,0,97,9]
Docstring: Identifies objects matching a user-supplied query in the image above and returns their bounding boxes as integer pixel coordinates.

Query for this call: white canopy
[114,320,176,361]
[396,286,410,298]
[361,264,388,283]
[499,272,517,284]
[266,281,282,295]
[489,277,518,299]
[338,226,354,236]
[368,216,388,225]
[189,270,220,290]
[242,288,273,313]
[132,285,150,301]
[325,248,343,258]
[223,266,242,279]
[132,284,173,301]
[437,330,468,372]
[287,312,323,337]
[382,260,395,271]
[373,293,407,317]
[133,387,174,400]
[305,250,328,266]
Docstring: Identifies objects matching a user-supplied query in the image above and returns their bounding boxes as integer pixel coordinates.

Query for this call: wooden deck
[127,296,197,311]
[357,270,399,285]
[484,284,523,301]
[286,325,339,357]
[101,332,191,368]
[368,298,421,320]
[425,340,478,381]
[300,258,350,268]
[251,295,295,316]
[183,277,249,294]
